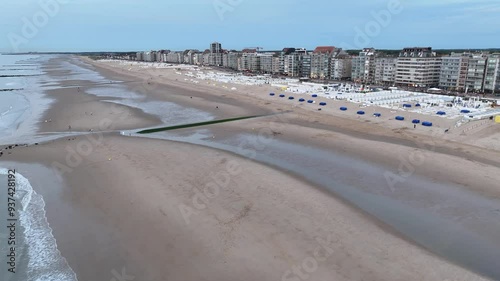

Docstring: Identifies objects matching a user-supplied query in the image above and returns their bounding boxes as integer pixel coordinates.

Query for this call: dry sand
[89,58,500,152]
[2,135,490,281]
[1,55,498,280]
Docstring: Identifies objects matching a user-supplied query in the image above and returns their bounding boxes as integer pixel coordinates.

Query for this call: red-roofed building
[313,46,336,54]
[242,48,257,53]
[311,46,339,79]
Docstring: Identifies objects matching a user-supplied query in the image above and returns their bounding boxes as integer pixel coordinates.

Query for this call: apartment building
[285,53,301,77]
[438,53,471,90]
[351,48,376,84]
[260,53,276,74]
[239,49,257,71]
[209,42,223,66]
[143,51,157,62]
[395,47,442,88]
[202,50,211,66]
[156,50,165,62]
[165,51,182,63]
[136,52,143,61]
[465,55,488,92]
[331,57,352,80]
[484,54,500,93]
[283,48,310,77]
[227,52,239,70]
[182,50,199,65]
[301,53,312,78]
[374,57,397,85]
[249,54,261,72]
[279,48,296,75]
[193,53,203,65]
[272,57,281,74]
[310,46,337,79]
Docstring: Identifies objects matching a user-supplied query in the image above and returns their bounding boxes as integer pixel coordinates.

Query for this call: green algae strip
[137,115,261,134]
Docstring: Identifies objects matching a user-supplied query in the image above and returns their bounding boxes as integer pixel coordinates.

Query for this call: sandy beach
[2,55,500,281]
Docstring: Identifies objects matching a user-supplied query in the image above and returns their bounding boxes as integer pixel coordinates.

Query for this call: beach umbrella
[288,96,295,100]
[279,94,285,98]
[307,100,314,103]
[319,102,327,106]
[269,93,275,96]
[373,113,381,117]
[403,104,412,108]
[415,104,421,107]
[357,111,365,115]
[340,107,348,111]
[422,121,433,127]
[437,111,446,115]
[412,119,420,124]
[312,94,318,97]
[460,109,471,114]
[395,116,405,121]
[299,98,305,102]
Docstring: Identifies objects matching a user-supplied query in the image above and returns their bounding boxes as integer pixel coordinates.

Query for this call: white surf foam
[0,169,78,281]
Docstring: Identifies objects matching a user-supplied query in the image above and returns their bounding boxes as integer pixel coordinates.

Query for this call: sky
[0,0,499,53]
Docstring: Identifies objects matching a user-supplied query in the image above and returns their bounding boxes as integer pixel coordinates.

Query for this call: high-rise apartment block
[395,47,441,88]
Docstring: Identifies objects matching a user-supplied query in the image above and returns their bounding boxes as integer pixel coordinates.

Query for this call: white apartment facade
[465,55,488,92]
[484,54,500,93]
[331,57,352,80]
[209,42,223,66]
[351,48,376,84]
[259,53,275,74]
[439,53,470,90]
[165,51,182,63]
[374,57,397,85]
[310,46,337,80]
[395,47,442,88]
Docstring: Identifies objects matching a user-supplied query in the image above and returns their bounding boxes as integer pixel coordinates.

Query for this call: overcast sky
[1,0,499,52]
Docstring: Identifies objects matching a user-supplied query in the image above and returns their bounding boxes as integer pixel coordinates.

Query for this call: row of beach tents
[269,93,435,127]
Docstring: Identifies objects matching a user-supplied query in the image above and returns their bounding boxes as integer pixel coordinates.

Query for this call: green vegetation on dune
[137,115,261,134]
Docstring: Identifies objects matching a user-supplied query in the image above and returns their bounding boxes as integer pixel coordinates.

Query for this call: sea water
[63,57,215,126]
[0,54,78,280]
[0,169,77,281]
[0,54,54,145]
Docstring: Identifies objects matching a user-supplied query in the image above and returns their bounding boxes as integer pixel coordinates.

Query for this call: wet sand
[1,55,499,280]
[2,134,491,281]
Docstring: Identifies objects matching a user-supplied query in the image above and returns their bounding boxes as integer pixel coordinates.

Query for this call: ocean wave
[0,169,78,281]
